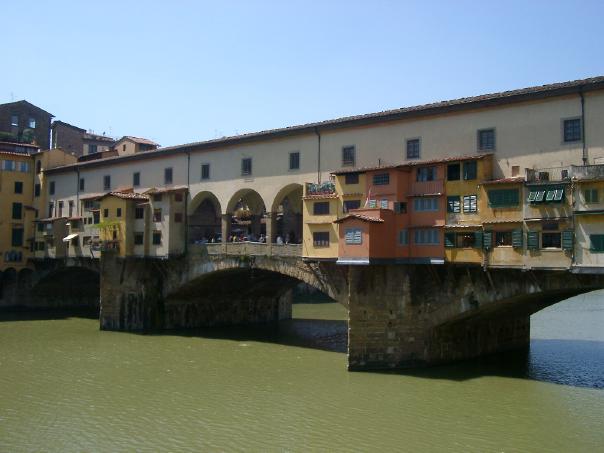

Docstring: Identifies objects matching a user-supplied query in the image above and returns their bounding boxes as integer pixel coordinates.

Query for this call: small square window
[116,208,122,217]
[312,231,330,247]
[406,138,420,159]
[103,208,109,218]
[242,157,252,176]
[11,114,19,127]
[28,117,36,128]
[135,207,145,219]
[343,200,361,213]
[89,144,98,154]
[14,181,23,194]
[373,173,390,185]
[463,161,477,180]
[447,196,461,213]
[447,163,461,181]
[345,173,359,185]
[313,202,330,215]
[344,228,362,245]
[342,146,355,167]
[289,152,300,170]
[478,128,495,151]
[152,231,162,245]
[174,192,183,202]
[201,163,210,180]
[153,194,162,202]
[153,208,162,222]
[134,232,144,245]
[563,118,582,143]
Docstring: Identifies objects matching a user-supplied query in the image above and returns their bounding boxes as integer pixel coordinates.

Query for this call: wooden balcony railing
[409,179,444,196]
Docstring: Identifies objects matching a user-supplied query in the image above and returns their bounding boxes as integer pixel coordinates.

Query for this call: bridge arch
[188,191,222,243]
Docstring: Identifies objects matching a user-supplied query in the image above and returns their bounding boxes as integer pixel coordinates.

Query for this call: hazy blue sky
[2,0,603,147]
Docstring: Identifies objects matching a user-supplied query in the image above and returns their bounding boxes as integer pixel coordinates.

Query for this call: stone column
[265,212,277,255]
[221,213,231,252]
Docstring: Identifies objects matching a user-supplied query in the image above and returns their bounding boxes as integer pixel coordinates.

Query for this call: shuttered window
[527,231,540,250]
[487,189,519,207]
[345,228,362,245]
[414,229,439,245]
[398,229,408,245]
[562,230,574,251]
[589,235,604,252]
[447,196,460,213]
[444,232,455,247]
[380,199,389,209]
[584,188,599,203]
[463,161,477,180]
[394,202,407,214]
[368,199,377,208]
[512,229,523,248]
[483,231,492,249]
[463,195,477,213]
[414,197,439,211]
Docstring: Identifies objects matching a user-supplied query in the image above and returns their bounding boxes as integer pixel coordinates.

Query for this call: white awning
[62,233,79,242]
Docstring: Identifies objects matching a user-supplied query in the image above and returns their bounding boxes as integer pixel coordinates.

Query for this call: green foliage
[94,220,121,231]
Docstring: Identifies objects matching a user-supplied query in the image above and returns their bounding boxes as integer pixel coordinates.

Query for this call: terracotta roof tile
[334,213,384,224]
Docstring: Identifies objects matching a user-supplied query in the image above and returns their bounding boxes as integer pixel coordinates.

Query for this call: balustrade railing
[194,242,302,257]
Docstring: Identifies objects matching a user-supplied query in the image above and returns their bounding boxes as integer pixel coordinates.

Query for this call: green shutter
[512,229,523,248]
[562,230,574,251]
[445,232,456,248]
[590,234,604,252]
[527,231,540,250]
[474,231,483,248]
[488,189,520,207]
[483,231,492,250]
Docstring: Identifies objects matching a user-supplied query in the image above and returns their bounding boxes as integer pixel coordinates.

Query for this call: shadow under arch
[270,183,303,244]
[31,266,100,309]
[188,190,222,243]
[225,188,268,240]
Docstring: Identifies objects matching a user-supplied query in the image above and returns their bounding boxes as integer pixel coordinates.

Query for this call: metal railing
[525,167,572,183]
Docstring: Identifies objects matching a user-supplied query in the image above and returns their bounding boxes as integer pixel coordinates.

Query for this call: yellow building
[302,181,341,260]
[444,154,493,264]
[0,151,35,272]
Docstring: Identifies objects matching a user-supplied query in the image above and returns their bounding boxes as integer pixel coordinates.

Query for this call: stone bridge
[97,245,604,370]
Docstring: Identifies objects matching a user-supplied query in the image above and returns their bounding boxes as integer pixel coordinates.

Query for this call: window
[135,207,145,219]
[414,229,439,245]
[345,173,359,185]
[36,160,42,174]
[414,197,439,212]
[445,232,480,248]
[12,202,22,219]
[68,201,74,217]
[289,152,300,170]
[2,160,15,171]
[345,228,362,245]
[343,200,361,213]
[49,181,55,195]
[313,231,330,247]
[19,161,29,172]
[447,196,461,213]
[89,144,98,154]
[153,194,162,202]
[133,172,140,187]
[542,232,561,248]
[512,165,520,177]
[447,164,460,181]
[79,178,85,191]
[103,175,111,190]
[368,199,377,208]
[313,202,330,215]
[134,233,144,245]
[174,193,183,202]
[201,163,210,180]
[28,117,36,128]
[58,201,64,217]
[48,202,54,218]
[478,128,495,151]
[14,181,23,194]
[175,213,183,223]
[463,161,477,180]
[463,195,477,213]
[152,231,162,245]
[342,146,355,167]
[153,208,162,222]
[563,118,582,143]
[373,173,390,185]
[416,167,436,181]
[34,184,40,197]
[584,188,599,203]
[380,199,389,209]
[164,167,173,184]
[11,114,18,127]
[11,228,24,247]
[394,201,407,214]
[103,208,109,218]
[488,189,519,207]
[495,231,513,247]
[241,158,252,176]
[406,138,420,159]
[122,144,126,152]
[116,208,122,217]
[399,229,409,245]
[590,234,604,252]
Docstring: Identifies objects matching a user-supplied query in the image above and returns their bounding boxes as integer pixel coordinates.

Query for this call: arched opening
[225,189,268,242]
[188,191,222,243]
[163,268,345,352]
[31,267,100,309]
[0,267,17,301]
[270,183,303,244]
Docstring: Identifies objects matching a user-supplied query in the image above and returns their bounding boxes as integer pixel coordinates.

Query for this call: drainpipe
[185,150,191,254]
[314,127,321,183]
[580,90,587,165]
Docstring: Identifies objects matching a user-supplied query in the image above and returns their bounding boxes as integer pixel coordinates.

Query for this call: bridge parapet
[192,242,302,257]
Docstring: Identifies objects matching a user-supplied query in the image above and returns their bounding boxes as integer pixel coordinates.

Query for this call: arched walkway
[225,189,268,242]
[188,191,222,243]
[270,183,303,244]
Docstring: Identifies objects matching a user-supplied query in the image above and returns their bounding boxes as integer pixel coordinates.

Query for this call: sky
[2,0,604,148]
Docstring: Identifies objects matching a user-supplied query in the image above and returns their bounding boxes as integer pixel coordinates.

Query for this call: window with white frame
[345,228,362,245]
[463,195,477,213]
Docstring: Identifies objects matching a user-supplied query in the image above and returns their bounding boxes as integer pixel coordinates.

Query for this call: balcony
[526,167,572,183]
[571,164,604,180]
[409,179,444,196]
[305,181,336,197]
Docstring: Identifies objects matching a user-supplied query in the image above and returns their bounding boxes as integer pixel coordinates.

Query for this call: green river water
[0,291,603,452]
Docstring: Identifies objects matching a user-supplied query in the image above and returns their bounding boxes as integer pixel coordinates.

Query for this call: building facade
[0,100,53,149]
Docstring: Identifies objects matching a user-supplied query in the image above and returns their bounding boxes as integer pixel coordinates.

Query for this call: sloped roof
[0,100,54,117]
[334,213,385,224]
[99,191,149,201]
[116,136,159,146]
